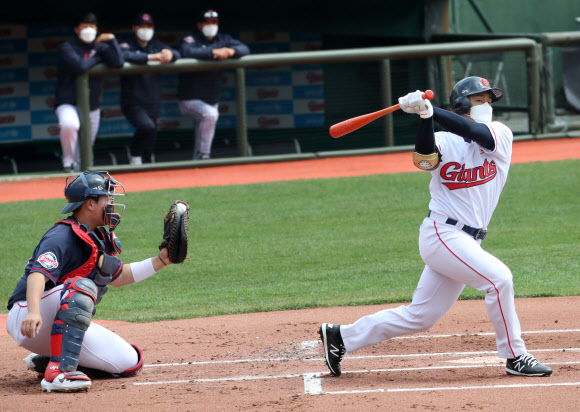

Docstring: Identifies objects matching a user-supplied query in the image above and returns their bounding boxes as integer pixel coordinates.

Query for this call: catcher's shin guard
[44,277,97,383]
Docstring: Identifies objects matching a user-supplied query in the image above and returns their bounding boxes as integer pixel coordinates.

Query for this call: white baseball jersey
[428,121,513,229]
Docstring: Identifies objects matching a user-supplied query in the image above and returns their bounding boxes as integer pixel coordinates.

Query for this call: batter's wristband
[131,258,156,283]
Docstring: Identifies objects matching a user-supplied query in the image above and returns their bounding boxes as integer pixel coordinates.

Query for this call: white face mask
[136,27,154,42]
[79,27,97,43]
[202,24,219,38]
[469,102,493,123]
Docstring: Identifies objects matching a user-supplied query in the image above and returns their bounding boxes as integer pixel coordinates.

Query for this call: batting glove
[419,99,433,119]
[398,90,423,114]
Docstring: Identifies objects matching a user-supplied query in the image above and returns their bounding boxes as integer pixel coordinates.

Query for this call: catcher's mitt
[159,200,189,263]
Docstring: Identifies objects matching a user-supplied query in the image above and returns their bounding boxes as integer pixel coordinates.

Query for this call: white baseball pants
[56,104,100,169]
[178,99,219,159]
[340,216,527,359]
[7,284,138,374]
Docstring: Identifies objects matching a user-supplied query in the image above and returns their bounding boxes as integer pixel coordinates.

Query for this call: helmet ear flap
[452,96,470,115]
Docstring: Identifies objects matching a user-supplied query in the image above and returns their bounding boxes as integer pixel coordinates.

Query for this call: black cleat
[506,353,552,377]
[23,353,50,378]
[318,323,346,377]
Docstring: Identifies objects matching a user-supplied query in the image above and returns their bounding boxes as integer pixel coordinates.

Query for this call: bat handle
[422,90,435,100]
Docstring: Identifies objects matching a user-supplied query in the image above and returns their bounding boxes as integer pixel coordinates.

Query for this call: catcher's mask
[449,76,503,115]
[60,171,126,230]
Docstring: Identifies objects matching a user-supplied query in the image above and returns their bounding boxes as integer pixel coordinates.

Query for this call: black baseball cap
[199,9,219,23]
[134,12,154,26]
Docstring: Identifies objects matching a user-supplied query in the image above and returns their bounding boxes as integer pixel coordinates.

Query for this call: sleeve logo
[38,252,59,269]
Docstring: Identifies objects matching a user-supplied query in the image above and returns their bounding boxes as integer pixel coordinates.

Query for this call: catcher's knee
[58,277,97,329]
[119,344,144,377]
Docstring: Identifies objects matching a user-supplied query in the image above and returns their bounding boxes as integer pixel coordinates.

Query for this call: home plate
[446,356,504,365]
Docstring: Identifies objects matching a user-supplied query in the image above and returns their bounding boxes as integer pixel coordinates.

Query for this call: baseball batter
[6,171,174,392]
[319,76,552,378]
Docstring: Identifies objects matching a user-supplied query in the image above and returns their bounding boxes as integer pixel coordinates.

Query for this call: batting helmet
[449,76,503,115]
[60,171,126,228]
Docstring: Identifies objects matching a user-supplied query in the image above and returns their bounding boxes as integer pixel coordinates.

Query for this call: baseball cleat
[23,353,50,378]
[505,353,552,377]
[41,372,92,393]
[318,323,346,377]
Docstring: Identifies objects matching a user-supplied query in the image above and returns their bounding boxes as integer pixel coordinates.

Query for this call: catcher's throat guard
[413,151,441,171]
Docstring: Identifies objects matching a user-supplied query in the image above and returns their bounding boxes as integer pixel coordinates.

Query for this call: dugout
[1,1,580,175]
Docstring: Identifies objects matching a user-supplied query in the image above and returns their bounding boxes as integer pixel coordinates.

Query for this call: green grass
[1,159,578,322]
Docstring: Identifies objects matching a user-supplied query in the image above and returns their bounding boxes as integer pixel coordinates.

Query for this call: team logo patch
[481,78,491,87]
[440,159,497,190]
[38,252,59,269]
[184,36,195,43]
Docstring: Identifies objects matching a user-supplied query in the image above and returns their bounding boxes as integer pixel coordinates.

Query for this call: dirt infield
[2,298,579,411]
[1,138,579,410]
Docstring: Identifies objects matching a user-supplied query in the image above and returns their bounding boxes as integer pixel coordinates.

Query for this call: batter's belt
[427,210,487,240]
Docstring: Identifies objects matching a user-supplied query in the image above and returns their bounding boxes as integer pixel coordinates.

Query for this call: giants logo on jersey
[440,159,497,190]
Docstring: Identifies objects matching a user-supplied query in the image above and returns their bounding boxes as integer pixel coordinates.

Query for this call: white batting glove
[419,99,433,119]
[399,90,433,118]
[398,90,424,114]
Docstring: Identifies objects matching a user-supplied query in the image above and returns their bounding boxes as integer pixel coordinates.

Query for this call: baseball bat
[329,90,435,138]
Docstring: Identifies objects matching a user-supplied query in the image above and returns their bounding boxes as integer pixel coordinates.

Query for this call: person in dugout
[178,9,250,160]
[119,12,181,166]
[54,11,124,172]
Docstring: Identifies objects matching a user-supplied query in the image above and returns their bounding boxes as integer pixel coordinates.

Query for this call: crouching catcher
[6,171,184,392]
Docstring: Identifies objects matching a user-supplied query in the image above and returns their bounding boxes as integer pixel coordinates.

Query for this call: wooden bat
[329,90,435,138]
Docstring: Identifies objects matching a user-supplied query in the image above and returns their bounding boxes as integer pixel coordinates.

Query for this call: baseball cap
[134,12,154,26]
[200,9,219,24]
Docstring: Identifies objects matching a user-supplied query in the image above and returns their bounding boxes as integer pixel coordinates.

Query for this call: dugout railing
[74,36,568,172]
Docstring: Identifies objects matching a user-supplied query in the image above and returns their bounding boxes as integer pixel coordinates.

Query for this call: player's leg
[320,265,465,376]
[55,104,80,171]
[178,99,218,159]
[419,220,525,358]
[78,321,143,378]
[196,102,219,159]
[42,276,97,392]
[71,109,101,170]
[341,266,465,352]
[7,285,64,356]
[123,104,157,164]
[420,219,552,376]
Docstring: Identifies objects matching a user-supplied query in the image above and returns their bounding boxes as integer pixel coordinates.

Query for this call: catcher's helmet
[60,171,125,224]
[449,76,503,115]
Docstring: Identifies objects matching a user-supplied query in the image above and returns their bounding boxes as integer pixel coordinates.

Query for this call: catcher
[6,170,189,392]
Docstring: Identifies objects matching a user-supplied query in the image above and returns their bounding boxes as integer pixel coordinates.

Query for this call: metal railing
[76,37,544,171]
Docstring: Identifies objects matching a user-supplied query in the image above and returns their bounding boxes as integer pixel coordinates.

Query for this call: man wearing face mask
[178,9,250,160]
[54,12,124,172]
[119,13,181,166]
[319,77,553,380]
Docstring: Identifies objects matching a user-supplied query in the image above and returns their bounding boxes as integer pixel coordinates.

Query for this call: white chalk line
[385,381,580,393]
[134,360,580,388]
[143,347,580,368]
[135,328,580,395]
